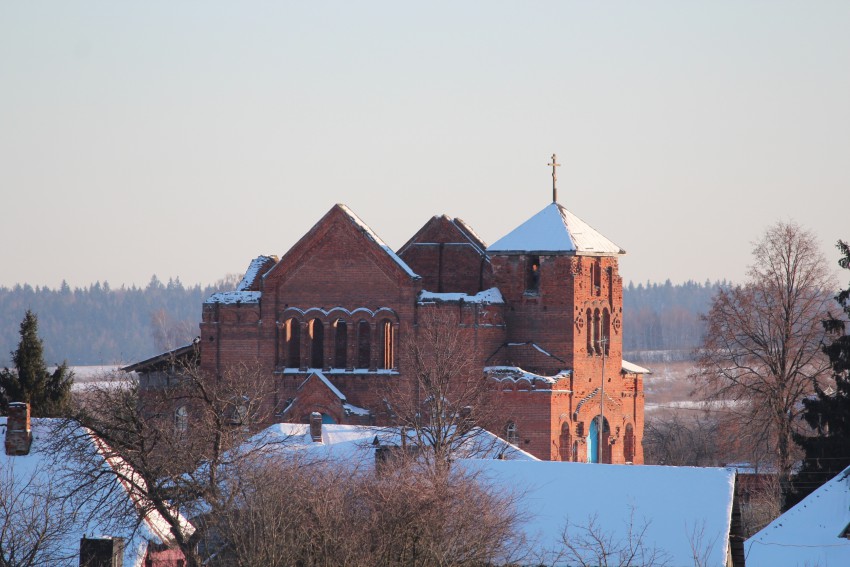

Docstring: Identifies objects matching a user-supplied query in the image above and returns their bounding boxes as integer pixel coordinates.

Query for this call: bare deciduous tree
[643,412,720,467]
[207,455,525,567]
[0,464,76,567]
[385,308,501,471]
[694,221,833,501]
[61,361,280,567]
[556,509,671,567]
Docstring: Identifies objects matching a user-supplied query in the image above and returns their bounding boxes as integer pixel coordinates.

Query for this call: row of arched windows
[282,317,396,371]
[585,307,611,356]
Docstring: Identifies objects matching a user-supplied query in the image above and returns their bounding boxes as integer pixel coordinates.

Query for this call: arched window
[593,261,602,296]
[559,422,572,461]
[587,415,611,464]
[586,308,593,355]
[624,423,635,463]
[357,320,371,369]
[602,308,611,356]
[379,319,395,370]
[231,404,248,426]
[309,318,324,369]
[285,318,301,368]
[333,319,347,369]
[526,256,540,293]
[505,421,518,445]
[174,406,188,437]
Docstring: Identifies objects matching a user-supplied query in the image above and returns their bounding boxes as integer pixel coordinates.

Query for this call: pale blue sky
[1,2,848,289]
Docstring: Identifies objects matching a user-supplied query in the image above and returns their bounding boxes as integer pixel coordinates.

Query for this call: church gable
[264,205,420,303]
[398,215,490,294]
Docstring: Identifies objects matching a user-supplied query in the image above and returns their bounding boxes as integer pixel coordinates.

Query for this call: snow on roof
[484,366,570,386]
[240,423,538,466]
[417,287,504,305]
[450,217,488,254]
[487,202,625,256]
[622,360,651,374]
[204,290,261,305]
[235,255,277,291]
[467,459,735,566]
[300,370,347,401]
[338,204,421,279]
[0,417,191,567]
[746,466,850,566]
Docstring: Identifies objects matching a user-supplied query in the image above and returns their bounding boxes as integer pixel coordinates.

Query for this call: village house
[1,402,192,567]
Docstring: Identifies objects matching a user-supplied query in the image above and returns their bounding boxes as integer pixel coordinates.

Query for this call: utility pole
[598,336,608,463]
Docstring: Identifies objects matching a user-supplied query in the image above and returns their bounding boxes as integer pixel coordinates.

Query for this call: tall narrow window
[309,319,324,369]
[526,256,540,293]
[559,422,572,461]
[379,319,394,370]
[174,406,188,438]
[333,319,347,369]
[593,261,602,296]
[624,423,635,463]
[285,318,301,368]
[602,308,611,355]
[357,320,371,369]
[586,308,593,355]
[505,421,518,445]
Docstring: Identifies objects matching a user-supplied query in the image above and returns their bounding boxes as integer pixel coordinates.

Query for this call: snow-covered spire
[487,202,625,256]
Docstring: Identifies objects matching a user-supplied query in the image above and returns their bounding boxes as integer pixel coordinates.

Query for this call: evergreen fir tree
[788,240,850,509]
[0,310,73,416]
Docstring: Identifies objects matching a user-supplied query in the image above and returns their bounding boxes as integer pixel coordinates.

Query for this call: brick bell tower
[484,155,644,463]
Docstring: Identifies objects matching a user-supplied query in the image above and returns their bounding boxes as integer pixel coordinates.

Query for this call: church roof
[337,204,420,279]
[487,202,625,256]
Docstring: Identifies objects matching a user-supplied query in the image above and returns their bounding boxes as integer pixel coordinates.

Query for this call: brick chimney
[310,411,323,442]
[5,402,33,456]
[80,536,124,567]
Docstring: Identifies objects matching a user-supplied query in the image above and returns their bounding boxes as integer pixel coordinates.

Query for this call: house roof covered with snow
[469,460,736,566]
[235,423,736,566]
[0,417,192,567]
[746,466,850,567]
[237,423,538,467]
[487,202,625,256]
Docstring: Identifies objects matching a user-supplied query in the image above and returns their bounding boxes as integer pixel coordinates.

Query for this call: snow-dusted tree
[694,221,833,503]
[0,310,72,417]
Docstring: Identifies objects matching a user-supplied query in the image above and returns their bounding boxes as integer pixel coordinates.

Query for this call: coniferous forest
[0,277,724,366]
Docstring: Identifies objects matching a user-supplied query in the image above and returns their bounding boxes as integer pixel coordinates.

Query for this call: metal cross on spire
[548,153,561,203]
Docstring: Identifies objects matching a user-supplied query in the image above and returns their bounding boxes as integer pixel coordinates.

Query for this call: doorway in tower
[586,415,611,463]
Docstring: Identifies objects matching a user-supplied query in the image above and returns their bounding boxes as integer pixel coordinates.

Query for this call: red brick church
[137,168,647,463]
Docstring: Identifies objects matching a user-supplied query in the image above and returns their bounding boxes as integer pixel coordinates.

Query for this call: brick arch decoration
[276,307,401,371]
[279,306,399,323]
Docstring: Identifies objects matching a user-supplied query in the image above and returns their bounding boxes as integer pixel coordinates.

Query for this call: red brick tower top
[486,200,626,377]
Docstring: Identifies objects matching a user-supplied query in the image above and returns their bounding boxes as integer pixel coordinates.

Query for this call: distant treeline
[0,275,240,367]
[623,279,726,354]
[0,277,724,366]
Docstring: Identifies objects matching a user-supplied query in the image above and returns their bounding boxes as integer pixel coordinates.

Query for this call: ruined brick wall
[398,215,490,295]
[191,205,641,462]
